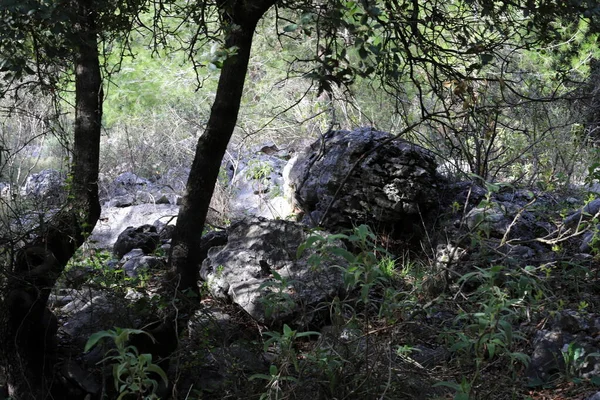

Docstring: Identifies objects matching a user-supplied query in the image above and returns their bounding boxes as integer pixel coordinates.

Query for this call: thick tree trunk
[0,1,102,398]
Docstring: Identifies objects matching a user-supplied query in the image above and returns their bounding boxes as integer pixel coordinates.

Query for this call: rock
[435,244,466,270]
[587,392,600,400]
[88,204,178,249]
[112,172,150,196]
[526,330,574,384]
[563,199,600,253]
[188,303,239,346]
[465,203,508,237]
[121,248,146,261]
[409,345,451,369]
[22,169,65,205]
[286,127,443,234]
[228,152,294,219]
[113,225,160,259]
[106,194,135,208]
[197,230,228,264]
[60,292,135,349]
[187,344,267,396]
[122,255,164,278]
[59,360,101,397]
[156,167,190,194]
[526,310,600,384]
[462,187,548,242]
[0,182,11,198]
[200,217,345,325]
[155,222,176,242]
[564,199,600,228]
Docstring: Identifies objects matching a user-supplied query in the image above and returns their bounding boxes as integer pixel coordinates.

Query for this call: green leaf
[283,24,298,32]
[138,353,152,365]
[283,324,294,337]
[146,364,169,384]
[488,342,496,359]
[433,381,461,390]
[329,247,356,262]
[249,373,273,381]
[84,330,116,352]
[296,331,320,338]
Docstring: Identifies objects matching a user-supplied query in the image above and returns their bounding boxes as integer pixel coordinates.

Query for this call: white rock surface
[88,204,178,249]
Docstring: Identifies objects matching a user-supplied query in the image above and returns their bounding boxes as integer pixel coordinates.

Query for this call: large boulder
[200,217,345,325]
[22,169,65,205]
[113,224,160,259]
[286,127,444,234]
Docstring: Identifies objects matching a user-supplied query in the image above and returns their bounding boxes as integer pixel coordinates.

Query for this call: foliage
[5,0,600,399]
[251,323,320,399]
[299,224,394,305]
[85,328,168,400]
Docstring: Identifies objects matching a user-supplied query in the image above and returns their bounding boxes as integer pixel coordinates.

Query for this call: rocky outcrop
[200,217,345,325]
[22,169,65,205]
[286,127,444,235]
[102,171,182,207]
[226,143,294,220]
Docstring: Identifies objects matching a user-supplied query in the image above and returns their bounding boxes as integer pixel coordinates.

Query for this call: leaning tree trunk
[151,0,277,356]
[0,1,102,398]
[170,1,276,296]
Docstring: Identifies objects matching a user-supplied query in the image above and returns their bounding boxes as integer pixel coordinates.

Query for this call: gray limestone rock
[22,169,65,205]
[286,127,443,233]
[200,217,345,325]
[526,310,600,384]
[122,255,164,278]
[113,225,160,259]
[89,203,178,249]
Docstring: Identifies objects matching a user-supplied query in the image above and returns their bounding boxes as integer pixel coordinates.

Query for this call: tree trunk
[169,1,276,296]
[0,1,102,397]
[149,0,276,364]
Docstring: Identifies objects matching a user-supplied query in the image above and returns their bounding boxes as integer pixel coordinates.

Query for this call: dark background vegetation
[1,0,600,399]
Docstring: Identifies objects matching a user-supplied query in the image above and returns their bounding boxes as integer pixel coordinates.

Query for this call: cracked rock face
[200,217,345,325]
[285,127,444,234]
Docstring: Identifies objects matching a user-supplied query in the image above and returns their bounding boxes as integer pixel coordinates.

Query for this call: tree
[156,0,599,364]
[0,0,144,397]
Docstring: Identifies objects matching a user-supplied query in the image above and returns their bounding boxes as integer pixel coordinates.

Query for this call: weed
[85,328,168,400]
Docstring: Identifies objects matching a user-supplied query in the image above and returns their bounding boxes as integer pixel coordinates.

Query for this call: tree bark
[169,1,276,295]
[148,1,277,363]
[0,1,102,397]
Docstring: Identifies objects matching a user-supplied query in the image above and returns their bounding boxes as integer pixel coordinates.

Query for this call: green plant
[440,265,532,398]
[559,342,600,384]
[433,377,472,400]
[250,324,320,400]
[85,328,168,400]
[298,224,392,306]
[561,341,586,382]
[259,270,297,320]
[245,159,274,184]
